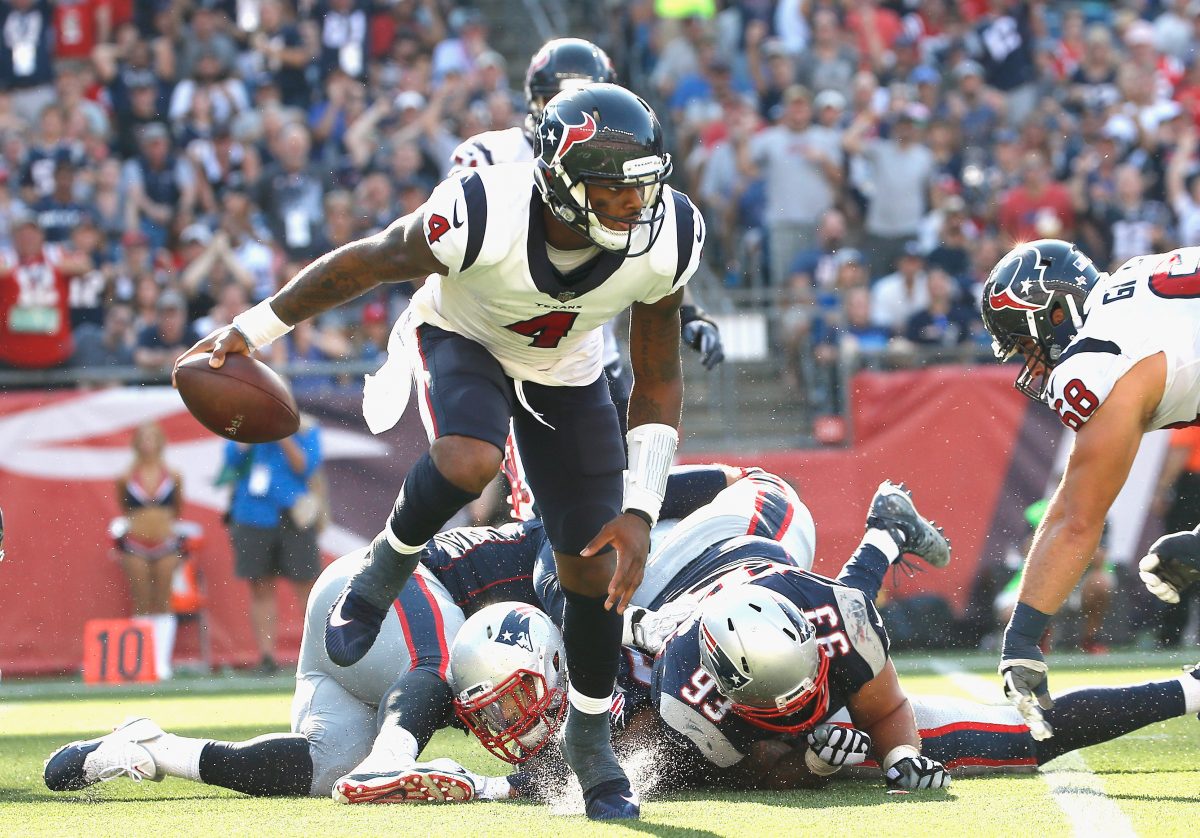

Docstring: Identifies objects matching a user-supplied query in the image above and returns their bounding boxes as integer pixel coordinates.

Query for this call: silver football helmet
[448,602,567,764]
[696,585,830,734]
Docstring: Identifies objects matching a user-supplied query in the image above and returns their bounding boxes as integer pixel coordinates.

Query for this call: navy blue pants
[413,325,625,556]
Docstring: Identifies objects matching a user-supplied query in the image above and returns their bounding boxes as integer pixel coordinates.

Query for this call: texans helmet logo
[496,610,535,652]
[554,112,597,164]
[701,624,751,690]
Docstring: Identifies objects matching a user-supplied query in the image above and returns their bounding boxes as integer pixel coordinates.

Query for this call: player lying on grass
[41,464,760,799]
[46,471,1200,801]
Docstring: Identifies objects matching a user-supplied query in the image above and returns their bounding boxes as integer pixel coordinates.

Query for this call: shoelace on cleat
[96,753,149,783]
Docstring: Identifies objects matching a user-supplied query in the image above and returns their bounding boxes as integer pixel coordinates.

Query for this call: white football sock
[862,527,902,563]
[370,724,419,764]
[148,613,177,680]
[568,686,613,715]
[1177,671,1200,715]
[479,775,512,801]
[141,733,208,782]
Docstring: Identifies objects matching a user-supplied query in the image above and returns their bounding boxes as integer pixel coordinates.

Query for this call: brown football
[176,352,300,443]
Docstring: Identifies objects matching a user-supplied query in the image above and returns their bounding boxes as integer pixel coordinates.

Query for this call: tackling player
[177,83,706,819]
[41,466,749,802]
[980,239,1200,736]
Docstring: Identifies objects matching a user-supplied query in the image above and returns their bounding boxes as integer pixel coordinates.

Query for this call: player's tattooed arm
[627,289,684,429]
[272,212,449,324]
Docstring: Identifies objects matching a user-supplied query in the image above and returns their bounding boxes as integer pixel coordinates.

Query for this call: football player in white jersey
[981,238,1200,737]
[177,83,705,820]
[445,36,725,411]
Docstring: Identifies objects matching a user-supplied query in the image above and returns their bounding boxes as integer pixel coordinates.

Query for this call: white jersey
[448,126,535,173]
[1046,246,1200,431]
[448,126,623,369]
[407,162,704,386]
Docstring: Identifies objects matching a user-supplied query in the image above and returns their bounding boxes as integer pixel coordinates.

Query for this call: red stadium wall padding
[0,367,1041,677]
[680,365,1047,614]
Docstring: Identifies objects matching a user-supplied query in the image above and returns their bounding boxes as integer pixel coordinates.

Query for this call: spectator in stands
[904,267,974,349]
[0,207,88,369]
[132,289,200,373]
[796,8,858,100]
[257,123,325,260]
[248,0,316,109]
[944,59,1000,153]
[997,150,1074,246]
[194,280,249,336]
[66,214,109,331]
[216,182,275,300]
[178,224,258,317]
[744,24,796,122]
[1101,164,1172,269]
[740,85,843,286]
[20,105,81,202]
[924,194,975,284]
[221,417,323,674]
[788,207,850,298]
[870,240,930,333]
[0,0,57,124]
[355,299,389,364]
[812,283,893,414]
[114,420,183,679]
[177,3,238,82]
[123,122,196,250]
[1167,125,1200,248]
[971,0,1040,127]
[32,154,87,243]
[844,104,935,279]
[71,300,135,369]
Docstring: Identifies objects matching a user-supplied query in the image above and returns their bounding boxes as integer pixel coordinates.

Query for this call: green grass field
[2,651,1197,837]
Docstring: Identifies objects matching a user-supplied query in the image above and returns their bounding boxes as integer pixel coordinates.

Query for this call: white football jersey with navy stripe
[448,126,534,174]
[447,127,623,369]
[407,162,704,386]
[1045,246,1200,431]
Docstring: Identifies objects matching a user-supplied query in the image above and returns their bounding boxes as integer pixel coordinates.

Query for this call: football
[175,352,300,443]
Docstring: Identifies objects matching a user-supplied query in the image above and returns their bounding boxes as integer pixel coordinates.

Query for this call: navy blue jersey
[651,564,890,768]
[423,520,548,612]
[646,535,798,610]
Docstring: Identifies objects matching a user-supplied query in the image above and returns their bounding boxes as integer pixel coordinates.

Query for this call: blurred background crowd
[2,0,1199,422]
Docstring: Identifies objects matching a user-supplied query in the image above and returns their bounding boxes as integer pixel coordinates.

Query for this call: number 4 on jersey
[506,311,579,348]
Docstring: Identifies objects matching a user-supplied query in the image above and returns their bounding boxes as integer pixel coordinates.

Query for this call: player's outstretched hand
[999,657,1054,740]
[805,723,871,770]
[885,755,950,791]
[171,326,251,387]
[1139,528,1200,604]
[583,512,650,614]
[681,318,725,370]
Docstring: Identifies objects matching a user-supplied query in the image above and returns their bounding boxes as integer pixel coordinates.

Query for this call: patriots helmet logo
[700,623,751,690]
[553,112,597,164]
[496,609,535,652]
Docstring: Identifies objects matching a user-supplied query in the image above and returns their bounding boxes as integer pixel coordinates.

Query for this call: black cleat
[584,777,640,821]
[866,480,951,568]
[325,586,390,667]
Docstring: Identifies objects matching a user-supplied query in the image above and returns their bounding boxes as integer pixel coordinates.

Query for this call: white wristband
[804,747,841,777]
[882,745,921,772]
[231,299,293,351]
[622,423,678,527]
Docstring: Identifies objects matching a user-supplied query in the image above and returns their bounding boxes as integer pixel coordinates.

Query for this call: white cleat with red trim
[332,757,480,804]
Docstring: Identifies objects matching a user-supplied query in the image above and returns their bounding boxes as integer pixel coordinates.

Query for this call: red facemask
[453,669,566,764]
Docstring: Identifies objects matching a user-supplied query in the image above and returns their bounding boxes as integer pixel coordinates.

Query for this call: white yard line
[928,660,1137,838]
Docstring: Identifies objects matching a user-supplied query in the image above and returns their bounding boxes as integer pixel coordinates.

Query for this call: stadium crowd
[1,0,1199,417]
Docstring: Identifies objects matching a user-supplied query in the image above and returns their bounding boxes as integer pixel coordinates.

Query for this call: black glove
[1000,603,1054,740]
[679,305,725,370]
[885,755,950,790]
[1139,528,1200,604]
